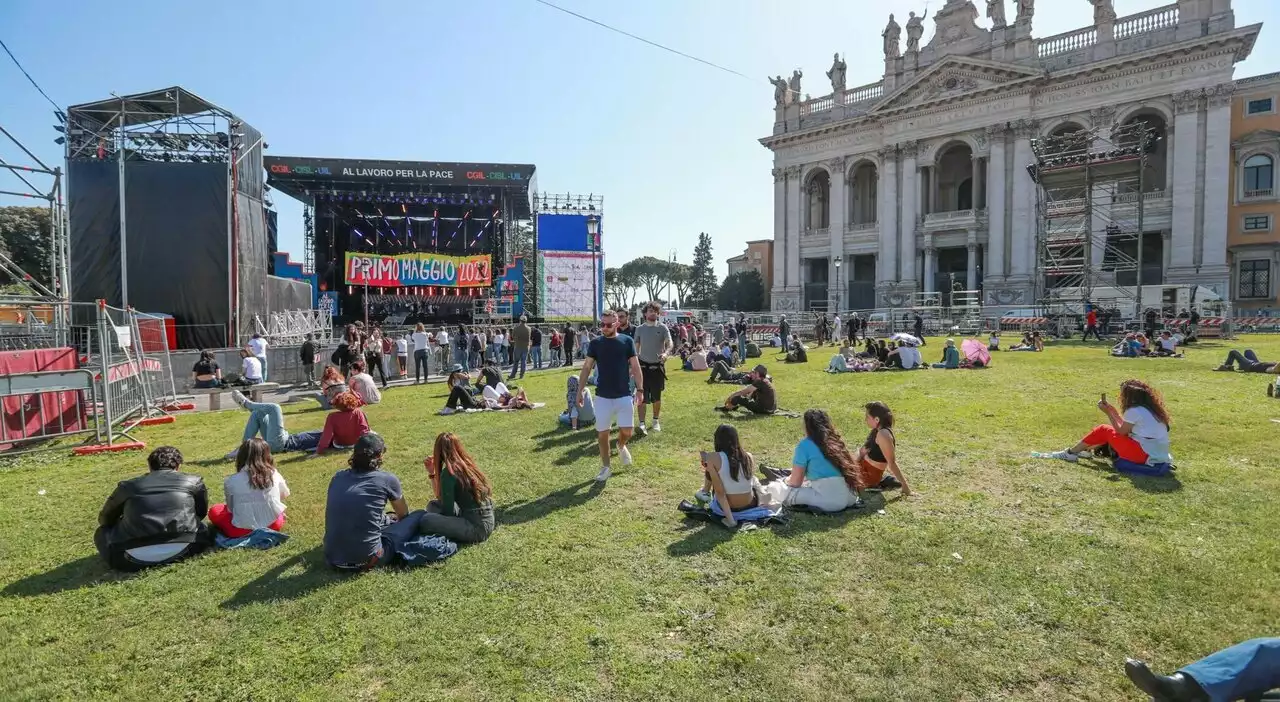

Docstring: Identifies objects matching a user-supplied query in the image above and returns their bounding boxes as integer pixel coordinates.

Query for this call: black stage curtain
[124,162,230,350]
[267,208,279,274]
[68,160,122,324]
[235,192,270,344]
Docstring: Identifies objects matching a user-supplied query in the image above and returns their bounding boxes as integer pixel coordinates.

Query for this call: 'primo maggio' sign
[345,252,492,288]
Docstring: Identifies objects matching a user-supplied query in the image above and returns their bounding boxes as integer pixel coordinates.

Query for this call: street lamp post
[832,256,843,313]
[586,214,601,322]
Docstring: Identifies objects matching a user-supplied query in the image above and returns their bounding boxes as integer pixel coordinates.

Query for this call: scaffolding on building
[1031,121,1160,317]
[533,192,604,322]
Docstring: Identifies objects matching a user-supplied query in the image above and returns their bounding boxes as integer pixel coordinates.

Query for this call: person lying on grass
[419,432,496,544]
[209,438,289,538]
[828,349,880,373]
[442,365,480,413]
[707,356,749,384]
[853,402,912,496]
[559,375,595,429]
[226,390,326,458]
[1215,348,1280,373]
[758,409,863,512]
[719,365,777,415]
[480,381,533,410]
[1033,379,1172,467]
[783,336,808,364]
[312,365,350,410]
[692,424,763,529]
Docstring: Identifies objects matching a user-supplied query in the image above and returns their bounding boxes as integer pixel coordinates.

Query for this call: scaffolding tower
[1031,121,1160,317]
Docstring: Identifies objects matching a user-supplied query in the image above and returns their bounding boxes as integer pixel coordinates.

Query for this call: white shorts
[594,395,635,432]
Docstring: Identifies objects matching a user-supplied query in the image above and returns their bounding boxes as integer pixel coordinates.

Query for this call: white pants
[593,395,635,432]
[481,382,510,406]
[762,476,858,512]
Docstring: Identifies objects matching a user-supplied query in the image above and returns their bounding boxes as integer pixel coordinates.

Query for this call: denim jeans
[254,355,268,382]
[531,346,543,369]
[241,401,290,452]
[1181,637,1280,702]
[512,347,528,377]
[414,349,429,382]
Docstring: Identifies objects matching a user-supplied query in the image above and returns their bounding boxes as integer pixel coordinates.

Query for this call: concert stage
[265,156,536,324]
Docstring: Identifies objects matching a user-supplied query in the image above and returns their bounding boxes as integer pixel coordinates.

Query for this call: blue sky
[1,0,1276,278]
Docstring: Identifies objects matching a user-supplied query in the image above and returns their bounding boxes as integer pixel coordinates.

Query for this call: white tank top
[717,451,756,496]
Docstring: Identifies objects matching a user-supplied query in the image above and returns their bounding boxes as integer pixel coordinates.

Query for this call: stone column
[877,145,899,287]
[827,157,848,310]
[969,153,979,211]
[785,165,804,299]
[1170,89,1203,273]
[986,125,1008,282]
[900,141,919,287]
[928,165,939,214]
[1010,119,1038,283]
[771,167,787,305]
[1201,84,1233,284]
[967,240,978,289]
[923,245,936,293]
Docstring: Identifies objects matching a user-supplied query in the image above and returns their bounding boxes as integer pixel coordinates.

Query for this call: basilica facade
[762,0,1260,312]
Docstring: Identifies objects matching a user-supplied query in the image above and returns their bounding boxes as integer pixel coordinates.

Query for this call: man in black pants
[913,312,926,346]
[720,365,777,415]
[95,446,212,572]
[1215,349,1279,373]
[1144,307,1159,342]
[300,333,317,386]
[778,315,791,347]
[562,323,576,366]
[707,358,747,384]
[634,302,672,435]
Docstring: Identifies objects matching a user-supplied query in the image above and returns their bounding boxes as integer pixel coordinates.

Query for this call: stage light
[54,136,65,145]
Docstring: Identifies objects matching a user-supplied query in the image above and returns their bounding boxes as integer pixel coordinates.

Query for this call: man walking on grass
[578,310,643,483]
[635,301,673,436]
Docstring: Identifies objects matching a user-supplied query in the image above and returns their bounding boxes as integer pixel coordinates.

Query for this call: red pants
[857,457,885,489]
[1081,425,1148,464]
[208,502,285,538]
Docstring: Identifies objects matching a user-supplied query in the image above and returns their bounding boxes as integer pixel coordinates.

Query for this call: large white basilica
[762,0,1260,312]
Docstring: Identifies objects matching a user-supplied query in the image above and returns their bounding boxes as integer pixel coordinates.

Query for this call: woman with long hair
[419,432,495,544]
[854,402,912,496]
[694,424,762,528]
[442,365,481,413]
[192,349,223,389]
[313,391,372,456]
[313,366,349,410]
[209,437,290,537]
[761,409,863,511]
[1034,379,1172,466]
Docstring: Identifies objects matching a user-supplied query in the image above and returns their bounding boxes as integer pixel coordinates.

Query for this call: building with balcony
[761,0,1260,312]
[1228,72,1280,311]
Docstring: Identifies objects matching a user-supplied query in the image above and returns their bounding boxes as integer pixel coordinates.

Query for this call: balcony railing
[1115,4,1179,40]
[800,95,835,116]
[1037,26,1097,58]
[804,226,830,238]
[925,209,976,223]
[846,221,878,232]
[1245,188,1275,199]
[842,81,884,106]
[1112,189,1170,205]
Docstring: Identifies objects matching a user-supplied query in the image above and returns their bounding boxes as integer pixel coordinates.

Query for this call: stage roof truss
[66,87,248,163]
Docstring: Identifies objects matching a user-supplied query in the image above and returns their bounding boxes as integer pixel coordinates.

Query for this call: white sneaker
[619,446,633,466]
[1032,450,1078,462]
[595,465,612,482]
[230,389,250,409]
[439,407,455,415]
[694,489,711,504]
[636,423,648,436]
[652,420,662,432]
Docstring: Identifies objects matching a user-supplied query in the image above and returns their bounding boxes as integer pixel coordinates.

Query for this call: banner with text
[344,251,492,288]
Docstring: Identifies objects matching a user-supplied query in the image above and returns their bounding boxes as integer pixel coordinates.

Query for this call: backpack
[470,335,482,352]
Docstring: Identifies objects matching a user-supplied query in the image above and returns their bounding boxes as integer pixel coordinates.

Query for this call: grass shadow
[2,555,136,597]
[665,521,735,557]
[219,546,341,609]
[1079,459,1184,493]
[494,480,604,526]
[773,491,888,537]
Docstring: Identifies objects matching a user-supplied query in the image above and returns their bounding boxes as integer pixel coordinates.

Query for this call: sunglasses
[601,322,616,328]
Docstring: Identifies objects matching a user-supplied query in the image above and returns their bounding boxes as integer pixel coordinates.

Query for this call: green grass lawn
[2,337,1278,701]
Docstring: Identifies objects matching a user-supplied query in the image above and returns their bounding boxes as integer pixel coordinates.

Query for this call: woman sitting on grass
[419,432,496,544]
[932,338,961,369]
[314,366,349,410]
[209,438,290,537]
[828,348,879,373]
[1033,379,1172,468]
[347,360,381,406]
[559,376,595,429]
[760,409,863,512]
[854,402,912,496]
[1010,331,1044,352]
[693,424,762,528]
[988,330,1001,352]
[314,391,372,456]
[442,365,480,414]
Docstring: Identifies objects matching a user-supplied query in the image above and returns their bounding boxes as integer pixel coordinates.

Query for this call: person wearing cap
[721,365,777,415]
[443,364,481,413]
[932,339,961,369]
[323,434,424,570]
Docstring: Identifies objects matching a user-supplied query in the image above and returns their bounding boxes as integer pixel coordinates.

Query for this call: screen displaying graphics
[539,251,603,321]
[536,213,600,253]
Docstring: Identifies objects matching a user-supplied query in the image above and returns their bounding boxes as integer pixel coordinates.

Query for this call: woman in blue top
[761,409,863,512]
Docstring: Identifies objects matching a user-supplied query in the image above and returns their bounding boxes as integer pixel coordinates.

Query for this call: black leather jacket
[98,470,209,549]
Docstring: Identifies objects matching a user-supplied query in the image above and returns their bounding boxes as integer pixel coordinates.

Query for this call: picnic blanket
[677,499,788,529]
[214,528,290,550]
[438,402,546,416]
[714,405,801,419]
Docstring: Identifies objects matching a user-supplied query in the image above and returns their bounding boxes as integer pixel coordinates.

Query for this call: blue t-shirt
[587,334,637,399]
[323,469,403,567]
[792,436,841,480]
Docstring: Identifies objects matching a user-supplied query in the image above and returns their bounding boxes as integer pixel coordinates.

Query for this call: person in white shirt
[434,327,450,372]
[240,349,263,384]
[395,335,409,377]
[208,437,290,537]
[988,331,1001,352]
[247,333,269,381]
[1035,379,1172,467]
[411,323,431,383]
[347,360,382,405]
[1155,331,1180,357]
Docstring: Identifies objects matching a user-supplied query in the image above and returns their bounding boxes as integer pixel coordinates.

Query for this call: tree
[604,266,639,312]
[716,270,765,312]
[621,256,670,303]
[687,232,718,308]
[0,206,54,293]
[667,262,693,306]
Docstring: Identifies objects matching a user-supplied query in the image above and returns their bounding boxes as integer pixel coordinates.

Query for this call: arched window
[806,171,830,229]
[1244,154,1275,196]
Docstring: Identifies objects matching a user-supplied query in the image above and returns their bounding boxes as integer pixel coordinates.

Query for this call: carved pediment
[1233,129,1280,148]
[871,56,1042,113]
